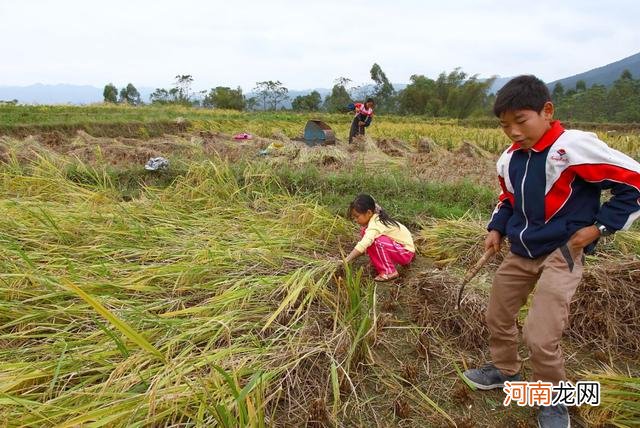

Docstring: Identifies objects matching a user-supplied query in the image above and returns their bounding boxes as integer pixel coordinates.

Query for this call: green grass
[58,161,497,224]
[268,164,496,224]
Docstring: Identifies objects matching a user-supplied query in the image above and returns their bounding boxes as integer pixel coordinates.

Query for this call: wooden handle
[461,247,495,284]
[456,247,496,310]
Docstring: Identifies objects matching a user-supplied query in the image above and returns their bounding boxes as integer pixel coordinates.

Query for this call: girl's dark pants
[349,115,366,144]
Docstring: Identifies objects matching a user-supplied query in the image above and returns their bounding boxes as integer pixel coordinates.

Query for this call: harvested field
[0,115,638,427]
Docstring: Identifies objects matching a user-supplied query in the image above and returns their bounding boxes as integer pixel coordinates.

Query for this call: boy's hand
[484,230,503,253]
[568,225,600,249]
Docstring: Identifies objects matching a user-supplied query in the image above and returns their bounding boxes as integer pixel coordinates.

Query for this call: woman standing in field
[348,98,375,144]
[343,194,415,281]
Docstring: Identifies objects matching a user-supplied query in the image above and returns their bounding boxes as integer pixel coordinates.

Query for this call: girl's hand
[344,248,362,263]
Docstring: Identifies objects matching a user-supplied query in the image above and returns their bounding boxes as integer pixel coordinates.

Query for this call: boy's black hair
[365,98,375,104]
[493,75,551,117]
[348,193,400,228]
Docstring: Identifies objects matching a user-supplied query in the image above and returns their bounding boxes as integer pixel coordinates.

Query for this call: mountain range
[546,51,640,91]
[1,52,638,105]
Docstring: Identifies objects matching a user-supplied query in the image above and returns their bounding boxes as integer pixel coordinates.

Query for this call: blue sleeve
[487,199,513,235]
[595,180,640,231]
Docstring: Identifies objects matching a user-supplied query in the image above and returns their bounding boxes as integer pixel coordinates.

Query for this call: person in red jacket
[462,75,640,428]
[348,98,374,144]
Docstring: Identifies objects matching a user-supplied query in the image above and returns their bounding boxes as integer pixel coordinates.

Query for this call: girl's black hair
[365,98,375,104]
[348,193,400,228]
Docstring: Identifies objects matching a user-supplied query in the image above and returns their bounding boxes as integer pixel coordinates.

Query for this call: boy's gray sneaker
[462,363,522,390]
[538,404,570,428]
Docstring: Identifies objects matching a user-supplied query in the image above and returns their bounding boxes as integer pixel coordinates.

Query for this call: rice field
[1,105,639,427]
[0,157,360,426]
[1,105,639,158]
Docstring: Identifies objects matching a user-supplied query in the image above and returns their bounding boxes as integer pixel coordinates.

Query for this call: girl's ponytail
[376,206,400,228]
[349,194,400,228]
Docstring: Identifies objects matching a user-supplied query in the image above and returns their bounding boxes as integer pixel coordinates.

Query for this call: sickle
[456,247,496,310]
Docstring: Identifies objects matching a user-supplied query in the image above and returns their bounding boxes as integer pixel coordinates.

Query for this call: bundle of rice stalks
[408,149,498,188]
[295,144,349,168]
[0,135,62,165]
[0,155,360,426]
[578,369,640,428]
[416,216,502,268]
[455,140,492,159]
[375,138,414,157]
[407,269,489,351]
[569,257,640,355]
[347,136,402,166]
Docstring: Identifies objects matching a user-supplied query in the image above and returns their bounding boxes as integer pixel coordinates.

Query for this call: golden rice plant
[0,155,357,426]
[415,215,488,266]
[578,369,640,428]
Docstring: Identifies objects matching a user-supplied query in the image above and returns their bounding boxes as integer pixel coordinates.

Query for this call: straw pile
[408,268,489,351]
[416,216,504,268]
[569,257,640,355]
[0,156,370,426]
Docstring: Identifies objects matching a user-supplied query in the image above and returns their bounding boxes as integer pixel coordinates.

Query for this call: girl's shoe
[374,272,399,282]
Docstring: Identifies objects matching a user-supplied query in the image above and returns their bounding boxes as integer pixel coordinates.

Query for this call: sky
[1,0,639,91]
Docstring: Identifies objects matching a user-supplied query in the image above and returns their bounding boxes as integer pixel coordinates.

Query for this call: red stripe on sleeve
[498,176,515,208]
[545,164,640,222]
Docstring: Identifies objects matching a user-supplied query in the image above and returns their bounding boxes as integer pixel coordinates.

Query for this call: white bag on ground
[145,157,169,171]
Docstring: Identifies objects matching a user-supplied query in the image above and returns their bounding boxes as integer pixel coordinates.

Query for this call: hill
[0,84,156,105]
[547,51,640,90]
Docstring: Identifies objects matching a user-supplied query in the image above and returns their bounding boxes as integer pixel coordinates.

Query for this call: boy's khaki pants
[486,245,584,385]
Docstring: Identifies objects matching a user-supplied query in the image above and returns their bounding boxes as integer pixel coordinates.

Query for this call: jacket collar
[508,120,565,153]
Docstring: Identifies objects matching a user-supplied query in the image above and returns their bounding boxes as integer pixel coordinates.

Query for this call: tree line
[102,65,495,119]
[102,66,640,122]
[552,70,640,122]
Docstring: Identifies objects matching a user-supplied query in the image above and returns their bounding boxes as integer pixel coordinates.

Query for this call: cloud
[0,0,638,89]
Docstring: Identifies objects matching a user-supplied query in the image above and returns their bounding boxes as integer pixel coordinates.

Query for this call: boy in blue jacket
[462,75,640,428]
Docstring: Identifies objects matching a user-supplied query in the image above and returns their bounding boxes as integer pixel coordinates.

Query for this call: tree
[119,83,141,105]
[551,82,564,102]
[148,75,196,105]
[447,74,495,118]
[397,68,494,118]
[202,86,246,110]
[173,74,194,105]
[291,91,322,112]
[620,69,633,80]
[397,74,436,115]
[554,70,640,122]
[608,70,640,122]
[103,83,118,103]
[245,97,258,111]
[323,77,353,112]
[370,63,396,113]
[150,88,180,105]
[252,80,289,110]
